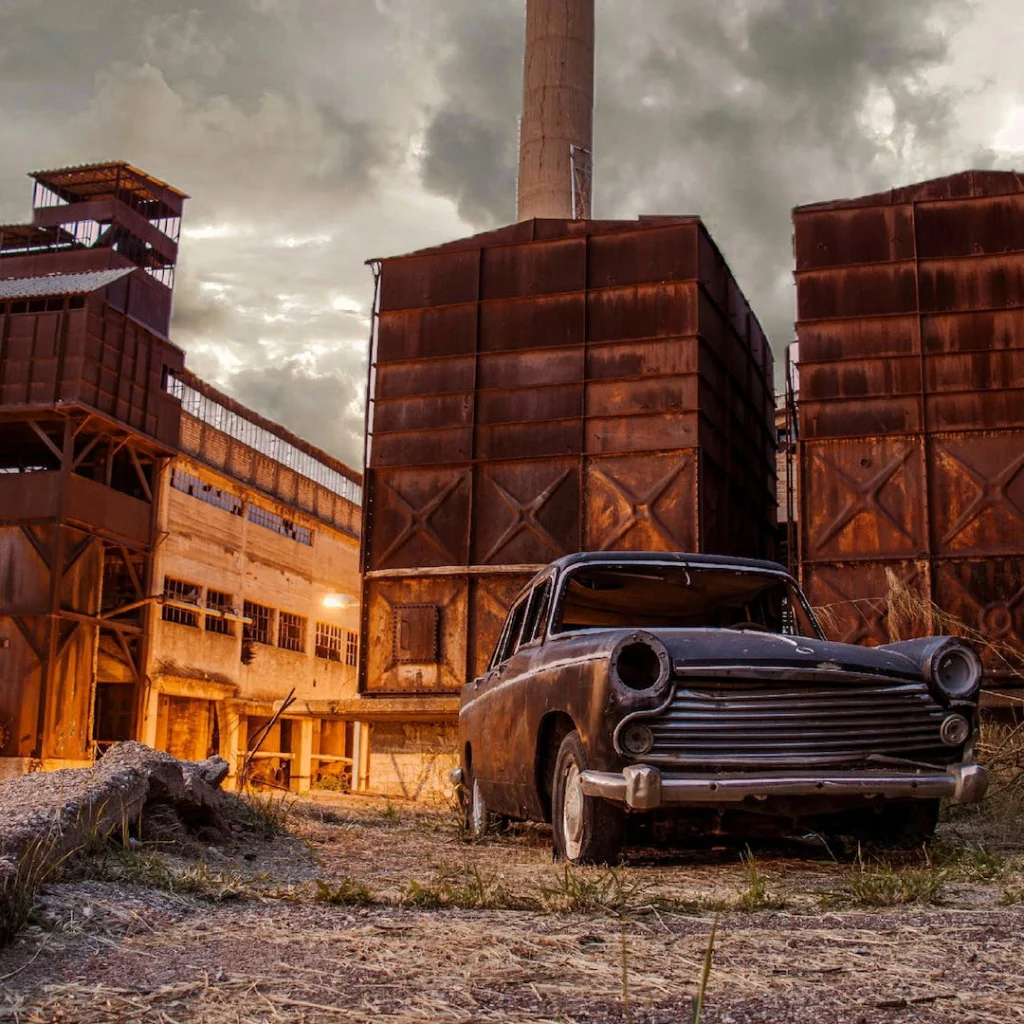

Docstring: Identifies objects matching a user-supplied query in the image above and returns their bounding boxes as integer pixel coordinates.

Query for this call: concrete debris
[0,742,229,897]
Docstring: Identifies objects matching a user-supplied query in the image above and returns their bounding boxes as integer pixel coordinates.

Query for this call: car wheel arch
[535,711,578,822]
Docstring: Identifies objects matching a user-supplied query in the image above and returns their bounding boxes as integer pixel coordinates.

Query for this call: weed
[314,877,376,906]
[236,789,294,839]
[0,836,64,947]
[737,847,784,912]
[378,800,401,822]
[822,850,947,908]
[931,842,1007,882]
[312,771,351,793]
[402,864,533,910]
[692,915,719,1024]
[64,841,268,903]
[619,919,633,1024]
[1001,884,1024,905]
[539,866,647,916]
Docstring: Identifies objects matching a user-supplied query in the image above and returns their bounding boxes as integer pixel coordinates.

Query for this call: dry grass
[2,794,1024,1023]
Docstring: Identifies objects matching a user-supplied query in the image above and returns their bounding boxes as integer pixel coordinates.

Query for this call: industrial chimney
[517,0,596,221]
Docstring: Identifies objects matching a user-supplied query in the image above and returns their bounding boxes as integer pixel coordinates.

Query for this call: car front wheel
[551,731,625,865]
[465,775,492,839]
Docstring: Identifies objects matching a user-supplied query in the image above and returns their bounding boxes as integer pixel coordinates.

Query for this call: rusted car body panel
[794,172,1024,696]
[362,219,776,698]
[457,553,986,851]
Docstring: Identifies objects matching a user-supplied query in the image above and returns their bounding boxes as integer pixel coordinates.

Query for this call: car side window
[492,595,529,668]
[520,578,553,646]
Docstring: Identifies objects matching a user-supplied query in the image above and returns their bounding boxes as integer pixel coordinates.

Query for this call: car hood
[652,629,923,681]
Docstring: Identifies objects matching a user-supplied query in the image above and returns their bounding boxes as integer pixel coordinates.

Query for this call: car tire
[551,731,625,865]
[465,775,493,840]
[843,799,941,848]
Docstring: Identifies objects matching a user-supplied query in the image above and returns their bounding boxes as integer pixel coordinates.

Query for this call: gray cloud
[2,0,1022,462]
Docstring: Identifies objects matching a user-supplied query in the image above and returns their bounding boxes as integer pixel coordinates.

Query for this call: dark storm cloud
[0,0,1014,462]
[415,0,523,226]
[417,0,976,356]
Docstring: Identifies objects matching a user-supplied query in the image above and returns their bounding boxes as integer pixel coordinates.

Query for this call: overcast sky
[2,0,1022,468]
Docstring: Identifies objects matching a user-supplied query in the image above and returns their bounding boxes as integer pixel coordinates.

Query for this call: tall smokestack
[517,0,595,221]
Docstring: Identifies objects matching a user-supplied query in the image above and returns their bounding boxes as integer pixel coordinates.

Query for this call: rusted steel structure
[518,0,595,221]
[361,217,776,700]
[0,163,187,770]
[794,170,1024,697]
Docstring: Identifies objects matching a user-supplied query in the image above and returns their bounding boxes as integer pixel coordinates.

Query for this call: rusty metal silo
[793,170,1024,699]
[517,0,595,221]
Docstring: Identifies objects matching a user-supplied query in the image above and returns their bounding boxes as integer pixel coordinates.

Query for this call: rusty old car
[453,552,987,863]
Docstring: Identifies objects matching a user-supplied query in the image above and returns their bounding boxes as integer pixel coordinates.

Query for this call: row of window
[170,469,314,546]
[165,373,362,506]
[161,577,357,665]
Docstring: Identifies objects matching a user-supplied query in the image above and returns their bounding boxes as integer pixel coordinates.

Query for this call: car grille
[645,675,949,768]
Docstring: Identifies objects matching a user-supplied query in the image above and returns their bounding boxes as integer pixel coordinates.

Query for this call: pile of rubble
[0,742,230,903]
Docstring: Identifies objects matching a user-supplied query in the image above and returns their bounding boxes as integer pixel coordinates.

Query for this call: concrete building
[0,163,384,793]
[137,370,364,793]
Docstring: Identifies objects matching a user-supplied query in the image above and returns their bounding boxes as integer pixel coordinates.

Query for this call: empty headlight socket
[610,631,672,706]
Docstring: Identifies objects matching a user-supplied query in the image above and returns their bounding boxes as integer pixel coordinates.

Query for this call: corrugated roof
[0,267,135,301]
[29,161,189,202]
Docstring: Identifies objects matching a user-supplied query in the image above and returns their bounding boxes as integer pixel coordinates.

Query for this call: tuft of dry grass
[538,865,649,916]
[737,847,786,912]
[312,877,375,906]
[821,847,948,908]
[403,864,533,911]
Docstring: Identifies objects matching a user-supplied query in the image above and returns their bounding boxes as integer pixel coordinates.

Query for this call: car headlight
[610,632,670,699]
[928,642,982,703]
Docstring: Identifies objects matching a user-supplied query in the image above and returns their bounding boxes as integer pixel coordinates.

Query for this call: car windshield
[553,564,820,638]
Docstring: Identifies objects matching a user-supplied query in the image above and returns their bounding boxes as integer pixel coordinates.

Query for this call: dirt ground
[1,792,1022,1024]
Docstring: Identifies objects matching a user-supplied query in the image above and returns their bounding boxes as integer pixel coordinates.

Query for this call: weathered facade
[794,171,1024,699]
[139,371,364,792]
[361,216,777,783]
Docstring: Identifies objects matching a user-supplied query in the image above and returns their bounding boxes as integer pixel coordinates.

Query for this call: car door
[501,576,555,811]
[469,590,531,813]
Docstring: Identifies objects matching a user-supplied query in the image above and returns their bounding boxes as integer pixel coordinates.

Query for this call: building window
[243,600,272,645]
[315,622,344,662]
[247,503,313,546]
[170,468,242,515]
[162,577,201,627]
[346,630,358,667]
[278,611,306,653]
[205,589,234,635]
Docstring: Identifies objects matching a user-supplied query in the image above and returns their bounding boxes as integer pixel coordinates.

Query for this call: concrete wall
[366,721,459,804]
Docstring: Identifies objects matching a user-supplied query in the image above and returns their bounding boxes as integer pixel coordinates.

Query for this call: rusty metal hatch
[392,604,440,664]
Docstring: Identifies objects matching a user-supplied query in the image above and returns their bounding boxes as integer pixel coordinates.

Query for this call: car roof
[545,551,791,575]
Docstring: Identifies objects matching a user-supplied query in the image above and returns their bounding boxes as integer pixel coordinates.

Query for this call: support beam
[11,615,45,664]
[128,445,154,503]
[27,420,63,462]
[19,525,52,570]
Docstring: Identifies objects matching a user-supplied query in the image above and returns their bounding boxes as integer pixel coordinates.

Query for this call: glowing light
[323,594,356,609]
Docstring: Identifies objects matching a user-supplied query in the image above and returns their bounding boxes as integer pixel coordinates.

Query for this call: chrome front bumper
[579,763,989,811]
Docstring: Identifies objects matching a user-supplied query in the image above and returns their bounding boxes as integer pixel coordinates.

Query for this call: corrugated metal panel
[794,171,1024,694]
[362,217,777,695]
[0,292,184,445]
[0,267,135,300]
